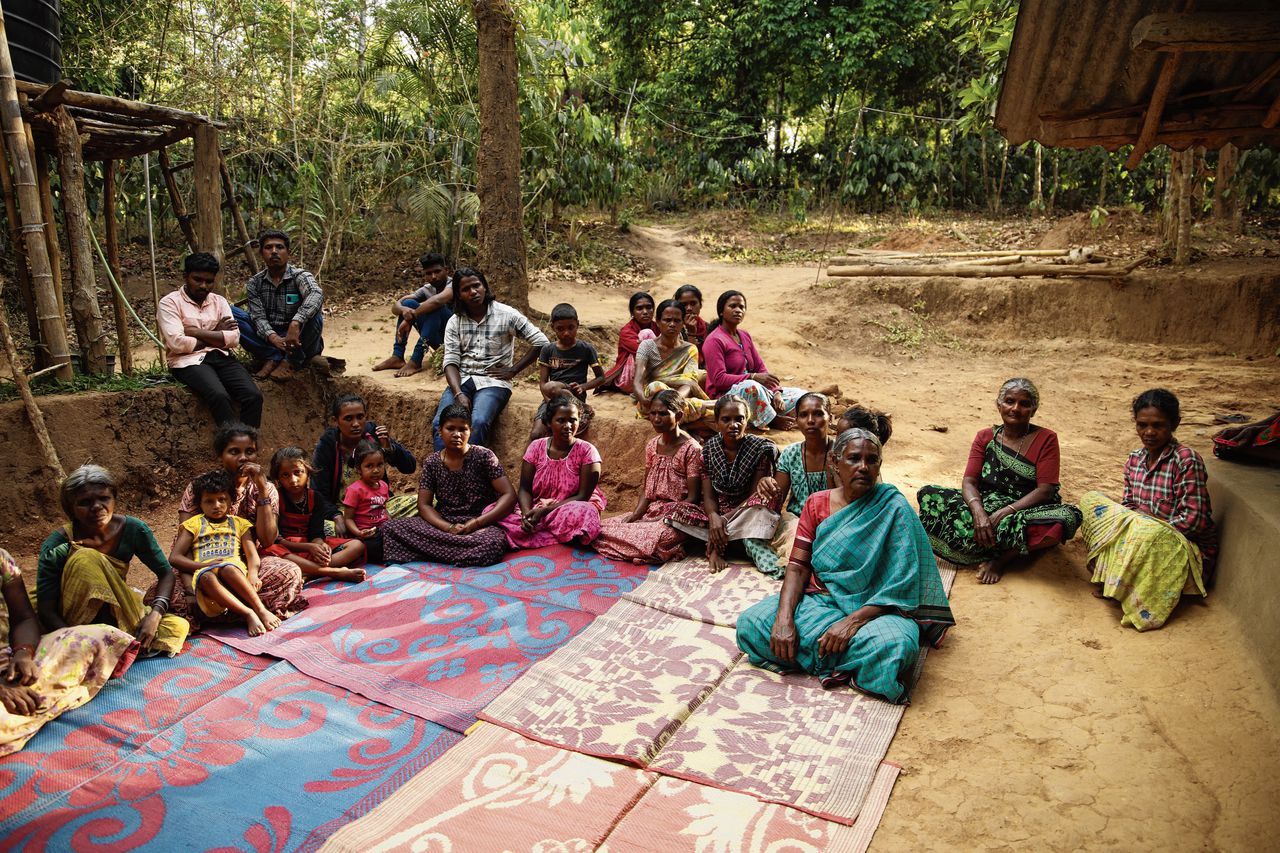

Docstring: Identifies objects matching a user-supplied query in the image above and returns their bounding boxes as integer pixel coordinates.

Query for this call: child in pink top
[343,439,390,563]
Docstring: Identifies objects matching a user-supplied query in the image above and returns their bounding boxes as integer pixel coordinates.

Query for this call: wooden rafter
[1125,52,1183,168]
[1131,12,1280,53]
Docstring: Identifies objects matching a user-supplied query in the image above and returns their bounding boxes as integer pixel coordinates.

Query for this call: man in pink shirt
[158,253,264,427]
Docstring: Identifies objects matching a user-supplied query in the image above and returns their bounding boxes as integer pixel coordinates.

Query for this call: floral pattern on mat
[648,659,907,825]
[479,600,743,765]
[319,724,656,853]
[620,556,781,628]
[601,765,899,853]
[0,639,459,853]
[209,564,598,732]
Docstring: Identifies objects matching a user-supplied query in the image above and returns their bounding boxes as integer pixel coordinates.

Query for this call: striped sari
[737,484,954,704]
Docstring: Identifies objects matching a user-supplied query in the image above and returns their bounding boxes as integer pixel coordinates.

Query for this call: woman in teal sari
[736,428,955,704]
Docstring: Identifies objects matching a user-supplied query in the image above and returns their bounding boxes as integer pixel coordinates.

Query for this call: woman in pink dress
[594,390,703,564]
[499,396,607,549]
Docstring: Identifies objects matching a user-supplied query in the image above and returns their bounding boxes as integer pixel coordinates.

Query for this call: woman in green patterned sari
[917,378,1082,584]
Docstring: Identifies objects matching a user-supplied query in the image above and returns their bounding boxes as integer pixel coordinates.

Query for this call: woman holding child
[383,404,517,566]
[632,299,712,426]
[313,393,418,520]
[36,465,189,656]
[175,423,306,622]
[499,396,606,549]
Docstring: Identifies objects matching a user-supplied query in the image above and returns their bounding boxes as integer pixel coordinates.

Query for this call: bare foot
[245,611,268,636]
[1091,587,1108,599]
[256,608,283,632]
[394,360,422,378]
[273,363,297,382]
[373,355,405,371]
[976,562,1003,584]
[331,567,366,582]
[708,551,727,574]
[254,360,279,381]
[772,415,797,431]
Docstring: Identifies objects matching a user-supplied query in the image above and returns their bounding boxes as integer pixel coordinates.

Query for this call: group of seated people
[1,246,1243,751]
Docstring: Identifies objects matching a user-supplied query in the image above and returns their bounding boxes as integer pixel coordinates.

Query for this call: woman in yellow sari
[633,299,712,426]
[36,465,189,656]
[2,548,134,756]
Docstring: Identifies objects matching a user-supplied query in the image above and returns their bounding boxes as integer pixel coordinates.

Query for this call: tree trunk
[472,0,529,314]
[1175,147,1193,264]
[1030,142,1043,211]
[50,105,109,374]
[1213,142,1242,234]
[192,125,224,264]
[103,160,132,374]
[1049,149,1060,212]
[1097,149,1108,208]
[0,117,38,353]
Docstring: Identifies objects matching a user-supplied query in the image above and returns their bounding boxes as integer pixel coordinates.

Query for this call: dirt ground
[5,220,1279,850]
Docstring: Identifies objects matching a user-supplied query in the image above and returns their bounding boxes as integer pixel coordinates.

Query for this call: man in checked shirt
[232,229,326,381]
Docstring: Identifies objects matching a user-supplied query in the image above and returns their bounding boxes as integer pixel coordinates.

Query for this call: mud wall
[837,265,1280,355]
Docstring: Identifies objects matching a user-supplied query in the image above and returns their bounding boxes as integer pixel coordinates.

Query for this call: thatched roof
[995,0,1280,165]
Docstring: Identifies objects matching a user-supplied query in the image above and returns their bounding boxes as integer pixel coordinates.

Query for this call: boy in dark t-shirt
[531,303,606,439]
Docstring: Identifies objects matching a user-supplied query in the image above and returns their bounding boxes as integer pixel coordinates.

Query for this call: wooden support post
[1175,147,1194,264]
[220,153,258,274]
[103,159,132,373]
[157,146,198,250]
[32,141,63,320]
[0,114,38,354]
[192,125,223,263]
[0,14,72,381]
[0,272,63,479]
[50,104,109,374]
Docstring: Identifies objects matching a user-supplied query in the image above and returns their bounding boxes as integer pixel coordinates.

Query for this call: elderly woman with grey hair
[917,378,1083,584]
[736,428,955,704]
[36,465,189,656]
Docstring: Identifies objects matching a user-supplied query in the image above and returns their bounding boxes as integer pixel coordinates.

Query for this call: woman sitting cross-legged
[1,548,136,757]
[594,390,703,565]
[499,395,607,550]
[633,298,712,427]
[1080,388,1218,631]
[702,290,805,431]
[736,428,955,705]
[916,378,1083,584]
[669,394,784,576]
[36,465,190,657]
[383,403,517,567]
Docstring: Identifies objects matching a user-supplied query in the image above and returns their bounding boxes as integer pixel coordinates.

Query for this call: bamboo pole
[0,12,72,380]
[825,261,1142,279]
[0,273,63,478]
[220,154,259,274]
[192,125,222,262]
[50,105,109,374]
[158,146,197,250]
[841,248,1073,259]
[102,159,131,373]
[0,116,38,353]
[32,140,63,318]
[143,152,161,339]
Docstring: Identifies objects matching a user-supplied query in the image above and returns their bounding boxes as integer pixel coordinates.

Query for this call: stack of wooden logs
[825,247,1143,278]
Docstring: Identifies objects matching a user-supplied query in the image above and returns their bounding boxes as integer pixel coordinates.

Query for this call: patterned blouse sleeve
[523,439,545,466]
[1169,449,1214,537]
[0,548,20,585]
[419,454,440,492]
[1121,453,1140,509]
[478,447,507,481]
[579,441,603,466]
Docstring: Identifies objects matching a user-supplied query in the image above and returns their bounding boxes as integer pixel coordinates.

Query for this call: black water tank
[3,0,61,85]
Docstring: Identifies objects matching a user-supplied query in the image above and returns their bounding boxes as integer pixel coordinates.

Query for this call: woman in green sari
[633,299,712,426]
[916,378,1083,584]
[736,428,954,705]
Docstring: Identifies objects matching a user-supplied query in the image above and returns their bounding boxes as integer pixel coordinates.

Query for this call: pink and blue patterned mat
[0,546,652,851]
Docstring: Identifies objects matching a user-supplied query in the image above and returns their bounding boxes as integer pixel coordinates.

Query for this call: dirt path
[111,224,1280,849]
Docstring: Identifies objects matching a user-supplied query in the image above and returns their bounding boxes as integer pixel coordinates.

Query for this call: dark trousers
[392,299,453,363]
[231,305,324,366]
[171,350,265,427]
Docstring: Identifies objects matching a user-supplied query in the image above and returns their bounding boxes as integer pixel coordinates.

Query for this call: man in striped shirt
[431,267,550,450]
[232,229,326,381]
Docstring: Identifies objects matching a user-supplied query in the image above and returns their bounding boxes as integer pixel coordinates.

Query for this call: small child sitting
[267,447,367,582]
[169,469,282,637]
[531,303,606,440]
[342,439,390,564]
